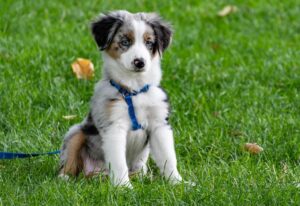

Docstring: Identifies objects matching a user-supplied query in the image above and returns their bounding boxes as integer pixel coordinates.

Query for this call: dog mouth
[133,68,145,73]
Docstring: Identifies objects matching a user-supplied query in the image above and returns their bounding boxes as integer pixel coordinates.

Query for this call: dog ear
[146,13,173,55]
[91,13,124,50]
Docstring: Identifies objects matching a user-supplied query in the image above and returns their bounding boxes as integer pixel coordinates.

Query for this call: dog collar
[110,80,150,130]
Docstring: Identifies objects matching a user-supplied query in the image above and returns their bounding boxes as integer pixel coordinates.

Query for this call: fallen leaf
[62,115,77,120]
[281,162,288,174]
[212,111,220,117]
[211,43,220,52]
[244,143,263,154]
[218,5,238,17]
[230,130,245,137]
[71,58,94,79]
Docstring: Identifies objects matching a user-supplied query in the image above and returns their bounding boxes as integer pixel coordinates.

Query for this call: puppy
[59,10,182,188]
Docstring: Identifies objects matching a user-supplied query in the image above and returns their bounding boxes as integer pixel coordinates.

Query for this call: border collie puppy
[59,10,182,188]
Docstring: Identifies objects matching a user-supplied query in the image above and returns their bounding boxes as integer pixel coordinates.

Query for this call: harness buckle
[122,91,131,98]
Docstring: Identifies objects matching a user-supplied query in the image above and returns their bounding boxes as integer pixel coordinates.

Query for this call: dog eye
[120,39,130,47]
[145,41,154,49]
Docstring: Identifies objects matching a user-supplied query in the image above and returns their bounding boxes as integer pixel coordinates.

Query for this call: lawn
[0,0,300,205]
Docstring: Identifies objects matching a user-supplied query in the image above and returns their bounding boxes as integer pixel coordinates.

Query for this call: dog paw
[111,176,133,189]
[58,173,70,181]
[168,174,182,185]
[125,182,133,189]
[116,182,133,189]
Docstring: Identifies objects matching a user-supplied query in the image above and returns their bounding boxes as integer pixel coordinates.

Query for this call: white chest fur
[129,86,169,129]
[117,86,169,166]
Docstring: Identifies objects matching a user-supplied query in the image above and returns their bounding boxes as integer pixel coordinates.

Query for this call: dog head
[91,10,172,74]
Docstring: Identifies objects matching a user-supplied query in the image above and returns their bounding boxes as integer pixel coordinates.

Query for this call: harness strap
[110,80,150,130]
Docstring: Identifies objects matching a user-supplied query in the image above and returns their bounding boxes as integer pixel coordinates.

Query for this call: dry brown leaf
[218,5,238,17]
[244,143,264,154]
[230,130,244,137]
[62,115,77,120]
[212,111,220,117]
[71,58,94,79]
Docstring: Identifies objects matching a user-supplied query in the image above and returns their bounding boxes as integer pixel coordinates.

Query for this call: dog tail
[59,124,86,176]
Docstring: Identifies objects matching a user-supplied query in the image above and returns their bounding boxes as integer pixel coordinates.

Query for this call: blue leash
[110,80,150,130]
[0,150,60,159]
[0,80,149,159]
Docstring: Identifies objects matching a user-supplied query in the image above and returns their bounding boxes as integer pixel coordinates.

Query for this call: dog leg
[150,125,182,184]
[81,148,106,178]
[59,130,85,176]
[129,146,150,176]
[102,126,132,188]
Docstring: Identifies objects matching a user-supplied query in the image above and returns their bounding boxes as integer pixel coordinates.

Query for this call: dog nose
[133,58,145,69]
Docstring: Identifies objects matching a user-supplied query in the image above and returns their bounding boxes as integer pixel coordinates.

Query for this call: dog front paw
[169,176,196,187]
[168,174,182,185]
[111,175,133,189]
[115,180,133,189]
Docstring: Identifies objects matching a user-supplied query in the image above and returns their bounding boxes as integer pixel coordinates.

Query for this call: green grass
[1,0,300,205]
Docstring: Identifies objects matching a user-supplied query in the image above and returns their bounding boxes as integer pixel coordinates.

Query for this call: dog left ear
[91,13,123,50]
[146,14,173,55]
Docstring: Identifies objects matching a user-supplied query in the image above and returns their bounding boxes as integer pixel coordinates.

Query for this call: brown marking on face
[106,42,121,59]
[125,30,135,42]
[143,32,155,42]
[118,29,135,51]
[105,26,135,59]
[143,25,157,57]
[60,131,86,176]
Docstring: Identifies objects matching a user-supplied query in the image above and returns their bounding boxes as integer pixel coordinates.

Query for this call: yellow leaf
[71,58,94,79]
[218,5,238,17]
[244,143,264,154]
[62,115,77,120]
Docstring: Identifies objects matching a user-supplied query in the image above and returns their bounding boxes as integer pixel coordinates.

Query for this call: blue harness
[0,80,149,159]
[110,80,150,130]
